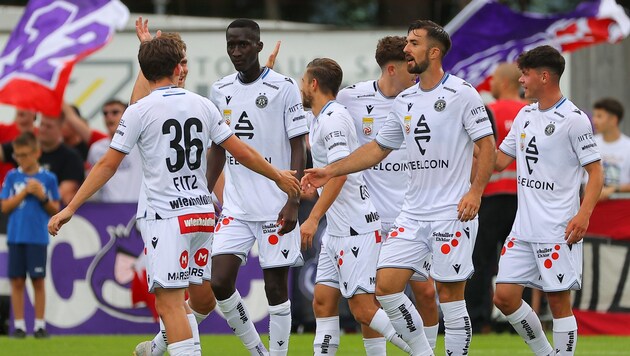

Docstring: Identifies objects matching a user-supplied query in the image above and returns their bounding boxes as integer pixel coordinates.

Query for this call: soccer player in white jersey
[336,36,439,350]
[300,58,412,356]
[207,19,308,356]
[47,37,300,356]
[493,45,603,356]
[302,20,496,356]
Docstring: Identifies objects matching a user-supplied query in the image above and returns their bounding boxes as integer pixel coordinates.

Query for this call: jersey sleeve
[110,106,142,154]
[568,113,601,166]
[45,173,61,201]
[499,115,518,158]
[205,99,233,145]
[0,171,14,199]
[283,81,309,139]
[209,83,221,108]
[321,115,352,163]
[460,87,494,141]
[375,111,405,150]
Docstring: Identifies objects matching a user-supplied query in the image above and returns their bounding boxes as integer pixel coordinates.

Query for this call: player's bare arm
[265,40,281,69]
[494,149,515,172]
[300,175,347,250]
[565,160,604,244]
[219,135,300,198]
[277,135,307,235]
[48,148,126,235]
[206,143,227,195]
[458,135,496,222]
[301,140,391,193]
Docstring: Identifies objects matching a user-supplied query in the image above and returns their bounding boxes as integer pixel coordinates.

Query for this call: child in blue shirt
[1,132,60,338]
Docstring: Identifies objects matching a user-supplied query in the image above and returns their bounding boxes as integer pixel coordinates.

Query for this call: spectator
[0,109,37,183]
[1,132,60,338]
[592,97,630,199]
[61,102,107,161]
[87,99,142,202]
[465,62,527,333]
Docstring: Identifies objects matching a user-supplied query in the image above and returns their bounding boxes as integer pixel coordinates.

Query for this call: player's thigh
[533,242,583,292]
[212,217,256,264]
[256,220,303,269]
[377,217,431,283]
[429,219,477,282]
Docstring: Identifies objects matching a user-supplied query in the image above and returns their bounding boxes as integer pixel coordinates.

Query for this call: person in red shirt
[465,62,527,333]
[0,109,37,183]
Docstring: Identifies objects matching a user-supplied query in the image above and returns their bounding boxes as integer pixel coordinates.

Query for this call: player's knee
[493,291,515,313]
[349,304,376,326]
[414,284,436,305]
[264,282,287,305]
[312,294,336,317]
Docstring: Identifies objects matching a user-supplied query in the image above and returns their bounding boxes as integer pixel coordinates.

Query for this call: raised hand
[135,16,161,43]
[265,41,281,69]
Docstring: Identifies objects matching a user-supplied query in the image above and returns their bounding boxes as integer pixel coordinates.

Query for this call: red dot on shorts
[455,231,462,237]
[268,235,279,245]
[338,259,343,266]
[390,231,398,237]
[215,223,221,232]
[222,218,230,225]
[554,244,561,250]
[340,250,344,256]
[441,244,451,254]
[544,259,553,269]
[229,217,234,220]
[451,239,459,247]
[399,227,405,232]
[501,247,506,255]
[552,252,559,260]
[507,241,514,248]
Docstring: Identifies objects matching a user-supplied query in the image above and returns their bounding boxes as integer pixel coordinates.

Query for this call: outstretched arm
[301,140,391,193]
[300,175,346,250]
[277,135,306,234]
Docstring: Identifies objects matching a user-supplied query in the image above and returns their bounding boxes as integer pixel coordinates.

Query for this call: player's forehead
[226,27,258,42]
[406,28,427,42]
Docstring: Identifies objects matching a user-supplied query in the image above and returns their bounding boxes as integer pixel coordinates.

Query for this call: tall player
[47,37,300,356]
[302,20,496,356]
[493,45,603,356]
[207,19,308,356]
[337,35,440,350]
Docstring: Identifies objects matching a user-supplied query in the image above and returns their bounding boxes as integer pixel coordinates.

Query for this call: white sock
[269,300,291,356]
[506,301,553,356]
[167,338,198,356]
[424,324,439,350]
[216,290,267,354]
[34,319,46,331]
[376,293,433,356]
[369,308,411,352]
[151,318,168,356]
[363,337,386,356]
[187,299,211,324]
[314,316,340,356]
[188,313,201,354]
[441,300,472,356]
[553,316,578,356]
[14,319,26,331]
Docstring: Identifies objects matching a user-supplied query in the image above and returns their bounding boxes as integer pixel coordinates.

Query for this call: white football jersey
[111,86,233,219]
[376,74,493,221]
[500,98,601,242]
[210,67,308,221]
[337,80,408,223]
[309,101,381,236]
[88,138,143,203]
[594,133,630,186]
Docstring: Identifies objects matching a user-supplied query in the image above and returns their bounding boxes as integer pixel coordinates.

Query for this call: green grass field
[1,333,629,355]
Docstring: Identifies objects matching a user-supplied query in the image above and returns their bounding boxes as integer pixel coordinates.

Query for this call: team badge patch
[520,133,526,151]
[404,115,412,134]
[545,123,555,136]
[434,98,446,112]
[362,117,374,135]
[223,109,232,126]
[255,95,268,108]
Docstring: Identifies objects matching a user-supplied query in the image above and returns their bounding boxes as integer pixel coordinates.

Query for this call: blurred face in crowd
[102,103,126,137]
[38,115,63,148]
[404,29,431,75]
[226,27,261,73]
[15,109,36,133]
[12,144,41,172]
[592,108,618,134]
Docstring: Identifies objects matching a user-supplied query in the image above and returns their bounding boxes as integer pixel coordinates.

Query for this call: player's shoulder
[442,73,480,97]
[396,84,419,101]
[261,68,299,89]
[339,80,376,97]
[212,73,239,91]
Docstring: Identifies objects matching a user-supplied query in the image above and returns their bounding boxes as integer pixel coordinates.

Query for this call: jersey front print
[376,73,493,221]
[309,100,381,237]
[210,67,308,221]
[337,80,409,224]
[500,98,600,242]
[111,86,232,219]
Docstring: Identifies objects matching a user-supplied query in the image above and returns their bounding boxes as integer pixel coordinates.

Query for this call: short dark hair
[375,36,406,67]
[161,32,187,52]
[594,97,624,123]
[306,58,343,97]
[103,99,128,110]
[227,19,261,40]
[407,20,451,58]
[12,131,38,150]
[138,37,184,81]
[517,45,565,77]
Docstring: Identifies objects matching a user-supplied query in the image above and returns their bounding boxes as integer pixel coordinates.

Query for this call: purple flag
[0,0,129,116]
[444,0,630,91]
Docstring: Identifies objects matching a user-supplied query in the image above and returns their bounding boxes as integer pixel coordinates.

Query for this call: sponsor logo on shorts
[537,244,561,269]
[151,236,158,248]
[178,213,215,234]
[281,249,289,258]
[194,248,209,267]
[351,246,359,257]
[180,251,189,269]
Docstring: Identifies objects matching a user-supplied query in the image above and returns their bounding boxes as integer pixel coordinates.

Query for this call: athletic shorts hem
[315,278,340,285]
[409,272,429,282]
[341,285,374,299]
[376,264,424,276]
[261,255,304,269]
[431,270,474,283]
[149,280,188,293]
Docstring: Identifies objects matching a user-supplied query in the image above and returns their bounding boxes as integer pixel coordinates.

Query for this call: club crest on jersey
[520,133,526,151]
[255,94,268,108]
[404,115,412,134]
[545,123,555,136]
[434,98,446,112]
[222,109,232,126]
[362,117,374,135]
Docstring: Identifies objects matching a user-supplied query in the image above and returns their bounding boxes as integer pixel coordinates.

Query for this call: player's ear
[256,41,263,53]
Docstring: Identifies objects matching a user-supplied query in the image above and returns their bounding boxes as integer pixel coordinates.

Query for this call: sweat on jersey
[499,97,601,242]
[210,67,308,221]
[337,80,410,224]
[376,73,494,221]
[111,86,233,220]
[309,100,381,237]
